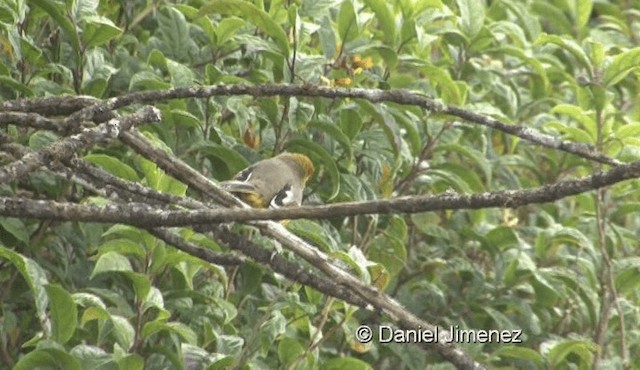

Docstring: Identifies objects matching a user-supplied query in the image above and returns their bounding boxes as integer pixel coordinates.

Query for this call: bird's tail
[219,181,257,194]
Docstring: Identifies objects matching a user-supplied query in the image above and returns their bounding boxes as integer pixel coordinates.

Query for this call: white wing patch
[270,184,296,208]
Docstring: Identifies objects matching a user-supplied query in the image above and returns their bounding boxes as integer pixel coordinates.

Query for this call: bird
[219,152,314,209]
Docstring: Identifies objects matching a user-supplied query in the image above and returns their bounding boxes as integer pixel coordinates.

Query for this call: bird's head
[279,152,315,184]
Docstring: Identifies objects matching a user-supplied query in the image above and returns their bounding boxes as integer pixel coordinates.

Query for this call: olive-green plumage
[220,153,314,208]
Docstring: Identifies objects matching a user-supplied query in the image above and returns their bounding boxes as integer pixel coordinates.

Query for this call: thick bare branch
[119,130,241,207]
[0,112,61,131]
[61,84,617,165]
[0,95,99,116]
[205,226,372,310]
[4,161,635,224]
[0,106,161,184]
[15,85,613,165]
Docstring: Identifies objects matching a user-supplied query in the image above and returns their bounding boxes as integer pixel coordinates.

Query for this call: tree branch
[61,156,374,317]
[112,85,621,165]
[115,129,486,369]
[146,228,246,266]
[0,95,100,116]
[0,106,161,184]
[11,85,616,165]
[0,112,61,131]
[3,161,636,225]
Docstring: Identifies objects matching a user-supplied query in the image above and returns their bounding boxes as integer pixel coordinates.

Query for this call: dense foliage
[1,0,639,369]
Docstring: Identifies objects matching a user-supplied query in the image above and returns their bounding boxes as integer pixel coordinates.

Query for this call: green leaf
[603,47,640,87]
[333,249,370,283]
[110,315,135,350]
[368,262,391,290]
[0,75,34,97]
[84,154,139,181]
[544,121,594,143]
[28,130,60,150]
[613,257,640,294]
[551,104,596,138]
[19,35,44,65]
[72,292,107,310]
[216,17,246,45]
[434,144,491,183]
[80,306,111,326]
[531,2,571,35]
[129,71,172,91]
[155,7,195,62]
[157,171,188,196]
[318,15,337,59]
[492,346,544,365]
[0,217,30,244]
[117,354,144,370]
[189,142,250,180]
[45,285,78,344]
[166,59,197,87]
[122,272,152,301]
[91,252,133,278]
[546,339,597,366]
[411,212,448,239]
[485,226,519,251]
[496,45,550,95]
[338,0,358,43]
[216,334,244,356]
[0,246,50,334]
[174,4,199,19]
[288,96,315,129]
[429,163,484,193]
[531,272,559,307]
[28,0,81,57]
[368,216,407,277]
[535,34,592,73]
[502,249,536,287]
[615,122,640,139]
[136,156,187,195]
[13,347,81,370]
[390,109,421,155]
[170,109,202,129]
[324,357,372,370]
[285,139,341,200]
[308,119,353,158]
[199,0,289,56]
[456,0,485,38]
[81,15,122,48]
[368,233,407,277]
[340,107,364,140]
[362,0,395,45]
[97,238,146,258]
[69,344,114,369]
[142,321,198,343]
[147,48,167,70]
[141,287,167,316]
[286,219,338,252]
[82,78,108,98]
[278,337,305,367]
[356,100,401,155]
[576,0,593,30]
[260,310,287,343]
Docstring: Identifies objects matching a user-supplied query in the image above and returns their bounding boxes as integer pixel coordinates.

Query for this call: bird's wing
[269,184,299,208]
[219,180,257,194]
